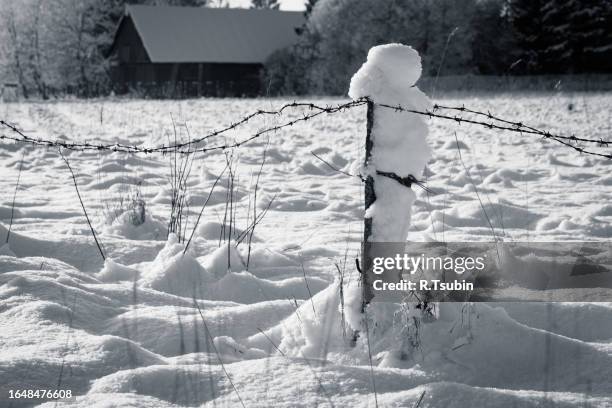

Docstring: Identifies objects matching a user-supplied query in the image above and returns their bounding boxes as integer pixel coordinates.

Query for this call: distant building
[108,5,304,97]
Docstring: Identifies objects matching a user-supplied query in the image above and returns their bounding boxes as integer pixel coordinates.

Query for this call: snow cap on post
[350,43,431,242]
[349,43,423,105]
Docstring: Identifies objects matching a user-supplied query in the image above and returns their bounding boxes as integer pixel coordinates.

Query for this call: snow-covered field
[1,92,612,407]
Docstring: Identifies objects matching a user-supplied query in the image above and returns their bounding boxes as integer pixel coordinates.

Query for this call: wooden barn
[108,5,304,97]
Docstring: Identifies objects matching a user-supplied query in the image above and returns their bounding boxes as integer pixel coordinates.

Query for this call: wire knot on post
[375,170,416,188]
[376,171,433,193]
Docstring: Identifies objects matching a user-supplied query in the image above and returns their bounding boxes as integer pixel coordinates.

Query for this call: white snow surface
[1,92,612,407]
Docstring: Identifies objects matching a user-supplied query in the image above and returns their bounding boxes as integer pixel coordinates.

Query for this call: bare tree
[30,0,49,99]
[251,0,280,9]
[2,2,28,98]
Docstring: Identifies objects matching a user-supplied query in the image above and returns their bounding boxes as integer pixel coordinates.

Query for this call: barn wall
[109,16,263,97]
[164,63,263,96]
[109,16,151,87]
[114,62,263,97]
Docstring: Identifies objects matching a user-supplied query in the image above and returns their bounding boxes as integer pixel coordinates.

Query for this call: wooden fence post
[362,99,376,311]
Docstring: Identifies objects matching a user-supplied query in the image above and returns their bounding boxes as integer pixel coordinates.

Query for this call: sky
[279,0,306,10]
[229,0,306,10]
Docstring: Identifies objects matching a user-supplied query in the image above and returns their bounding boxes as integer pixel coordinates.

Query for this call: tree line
[0,0,610,98]
[265,0,612,95]
[0,0,130,98]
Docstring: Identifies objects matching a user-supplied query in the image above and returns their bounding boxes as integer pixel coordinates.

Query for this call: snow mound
[247,280,357,362]
[501,302,612,342]
[247,247,296,269]
[38,393,181,408]
[197,221,249,241]
[102,211,166,241]
[0,223,104,271]
[88,364,222,406]
[200,242,246,277]
[210,271,327,304]
[214,336,266,361]
[103,301,293,357]
[139,234,213,298]
[0,265,166,405]
[98,258,139,282]
[419,303,612,393]
[83,357,435,408]
[377,382,612,408]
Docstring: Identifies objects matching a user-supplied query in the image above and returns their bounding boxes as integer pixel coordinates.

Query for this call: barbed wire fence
[2,96,609,260]
[1,97,610,159]
[1,96,610,265]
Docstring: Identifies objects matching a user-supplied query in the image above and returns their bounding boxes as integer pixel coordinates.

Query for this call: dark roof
[122,5,304,64]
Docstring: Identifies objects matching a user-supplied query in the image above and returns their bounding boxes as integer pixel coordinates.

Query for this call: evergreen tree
[566,0,612,72]
[511,0,612,73]
[508,0,548,73]
[472,0,518,74]
[540,0,575,72]
[426,0,477,76]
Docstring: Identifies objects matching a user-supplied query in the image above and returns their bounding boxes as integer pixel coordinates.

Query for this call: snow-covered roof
[123,5,304,64]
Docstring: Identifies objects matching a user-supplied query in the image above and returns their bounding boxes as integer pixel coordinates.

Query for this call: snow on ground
[1,92,612,407]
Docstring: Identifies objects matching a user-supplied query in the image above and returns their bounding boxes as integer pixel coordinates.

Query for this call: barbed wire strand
[0,100,366,154]
[375,102,611,159]
[1,97,610,159]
